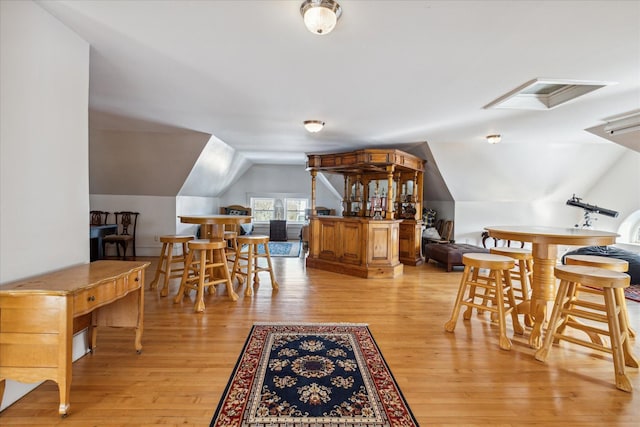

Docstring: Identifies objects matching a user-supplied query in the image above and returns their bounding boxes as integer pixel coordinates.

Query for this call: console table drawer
[73,281,117,316]
[116,270,142,296]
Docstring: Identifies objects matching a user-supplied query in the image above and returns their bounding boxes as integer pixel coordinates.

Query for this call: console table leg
[58,401,70,417]
[57,372,71,417]
[135,327,143,353]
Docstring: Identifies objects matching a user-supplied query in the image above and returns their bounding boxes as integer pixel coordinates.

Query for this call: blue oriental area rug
[256,241,302,257]
[210,323,418,427]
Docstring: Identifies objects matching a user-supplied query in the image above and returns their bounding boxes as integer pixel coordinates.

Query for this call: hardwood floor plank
[1,255,638,425]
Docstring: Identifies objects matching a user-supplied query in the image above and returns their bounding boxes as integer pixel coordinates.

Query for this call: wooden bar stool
[223,231,239,263]
[149,235,193,297]
[444,253,524,350]
[231,235,279,297]
[535,264,638,392]
[564,254,635,339]
[490,247,534,327]
[174,239,238,312]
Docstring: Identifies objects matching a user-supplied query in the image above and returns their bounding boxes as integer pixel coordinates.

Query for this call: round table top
[485,225,618,246]
[178,215,252,225]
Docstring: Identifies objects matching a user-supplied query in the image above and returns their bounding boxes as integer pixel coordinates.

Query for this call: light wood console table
[0,260,150,416]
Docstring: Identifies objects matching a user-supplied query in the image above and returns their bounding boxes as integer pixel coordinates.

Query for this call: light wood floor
[1,254,639,426]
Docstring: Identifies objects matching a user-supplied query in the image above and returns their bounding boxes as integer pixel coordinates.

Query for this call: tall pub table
[178,215,253,301]
[484,226,618,348]
[179,215,252,241]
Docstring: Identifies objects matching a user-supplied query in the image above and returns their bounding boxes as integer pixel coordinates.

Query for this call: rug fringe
[252,321,369,326]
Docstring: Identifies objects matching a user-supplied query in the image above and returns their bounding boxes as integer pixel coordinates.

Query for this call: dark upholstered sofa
[424,243,488,272]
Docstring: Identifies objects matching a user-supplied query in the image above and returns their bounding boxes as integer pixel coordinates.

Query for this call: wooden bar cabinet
[306,149,426,278]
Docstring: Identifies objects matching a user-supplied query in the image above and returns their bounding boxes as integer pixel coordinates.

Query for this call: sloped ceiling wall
[90,110,255,197]
[89,111,629,210]
[90,112,210,196]
[403,142,453,202]
[429,141,628,203]
[178,135,254,197]
[89,121,454,203]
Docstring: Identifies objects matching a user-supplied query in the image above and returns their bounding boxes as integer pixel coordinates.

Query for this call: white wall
[90,194,180,256]
[89,165,343,252]
[0,0,89,411]
[429,138,630,247]
[585,150,640,243]
[219,164,336,206]
[176,195,219,236]
[452,149,640,254]
[90,195,221,256]
[424,200,454,222]
[219,164,342,239]
[454,201,577,246]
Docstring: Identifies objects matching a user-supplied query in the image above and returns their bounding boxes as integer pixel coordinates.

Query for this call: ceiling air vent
[585,109,640,153]
[602,109,640,136]
[484,78,614,110]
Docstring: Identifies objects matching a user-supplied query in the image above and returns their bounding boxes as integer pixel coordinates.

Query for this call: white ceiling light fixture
[304,120,325,133]
[486,134,501,144]
[300,0,342,35]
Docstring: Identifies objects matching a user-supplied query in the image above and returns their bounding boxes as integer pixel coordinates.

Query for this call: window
[252,198,276,222]
[618,209,640,245]
[250,196,308,224]
[286,198,308,222]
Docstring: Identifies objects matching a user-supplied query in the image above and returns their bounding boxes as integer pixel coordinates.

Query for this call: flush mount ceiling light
[486,134,501,144]
[304,120,325,133]
[300,0,342,35]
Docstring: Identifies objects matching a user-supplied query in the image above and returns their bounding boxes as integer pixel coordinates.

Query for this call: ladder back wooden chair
[102,211,139,259]
[425,219,454,244]
[90,210,110,225]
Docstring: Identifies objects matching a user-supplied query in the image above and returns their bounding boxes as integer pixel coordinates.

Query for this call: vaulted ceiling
[39,0,639,200]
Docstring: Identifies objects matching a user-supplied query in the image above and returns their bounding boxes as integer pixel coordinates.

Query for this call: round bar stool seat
[149,235,193,297]
[565,254,634,338]
[174,239,237,312]
[231,235,279,297]
[565,254,629,271]
[535,264,638,392]
[444,253,524,350]
[490,247,534,326]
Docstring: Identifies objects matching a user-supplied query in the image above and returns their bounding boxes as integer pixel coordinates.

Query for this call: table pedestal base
[530,253,557,348]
